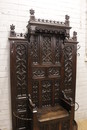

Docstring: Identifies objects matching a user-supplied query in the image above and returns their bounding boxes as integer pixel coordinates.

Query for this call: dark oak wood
[9,9,78,130]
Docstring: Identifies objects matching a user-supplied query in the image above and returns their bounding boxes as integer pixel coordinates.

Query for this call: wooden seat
[37,105,69,123]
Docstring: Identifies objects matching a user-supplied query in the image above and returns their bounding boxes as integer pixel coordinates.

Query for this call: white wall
[0,0,87,130]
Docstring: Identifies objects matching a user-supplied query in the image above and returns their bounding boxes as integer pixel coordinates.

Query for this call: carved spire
[30,9,35,21]
[65,15,70,26]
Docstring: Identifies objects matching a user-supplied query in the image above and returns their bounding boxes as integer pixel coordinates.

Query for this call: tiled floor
[77,120,87,130]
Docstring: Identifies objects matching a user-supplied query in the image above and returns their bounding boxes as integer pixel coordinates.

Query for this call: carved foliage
[42,80,52,106]
[16,43,28,97]
[42,36,52,64]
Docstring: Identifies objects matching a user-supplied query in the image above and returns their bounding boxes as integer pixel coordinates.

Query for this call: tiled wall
[0,0,87,129]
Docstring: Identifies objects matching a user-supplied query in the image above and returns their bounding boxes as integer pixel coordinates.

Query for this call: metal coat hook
[77,44,81,56]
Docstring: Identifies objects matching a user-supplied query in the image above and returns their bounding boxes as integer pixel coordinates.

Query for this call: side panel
[10,40,30,130]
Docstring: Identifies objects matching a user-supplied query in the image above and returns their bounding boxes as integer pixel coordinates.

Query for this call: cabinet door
[10,40,30,130]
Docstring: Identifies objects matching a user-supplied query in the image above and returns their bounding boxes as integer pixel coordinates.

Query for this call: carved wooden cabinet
[9,9,78,130]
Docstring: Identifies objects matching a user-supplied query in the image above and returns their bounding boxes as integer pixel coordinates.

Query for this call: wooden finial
[30,9,35,21]
[30,9,35,15]
[65,15,70,26]
[10,24,16,37]
[73,31,77,41]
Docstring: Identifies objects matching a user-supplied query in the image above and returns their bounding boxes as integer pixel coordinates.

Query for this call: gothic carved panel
[54,80,60,104]
[42,36,52,64]
[64,46,73,87]
[55,38,62,64]
[42,80,52,106]
[32,81,39,106]
[16,43,28,97]
[30,35,39,64]
[16,98,27,112]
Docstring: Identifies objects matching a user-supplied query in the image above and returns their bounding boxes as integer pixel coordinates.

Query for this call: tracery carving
[16,98,27,112]
[54,80,60,103]
[64,46,73,87]
[42,36,52,64]
[30,35,39,64]
[33,68,45,78]
[55,38,62,63]
[42,80,52,106]
[16,43,28,97]
[32,81,39,106]
[48,67,60,77]
[63,45,73,99]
